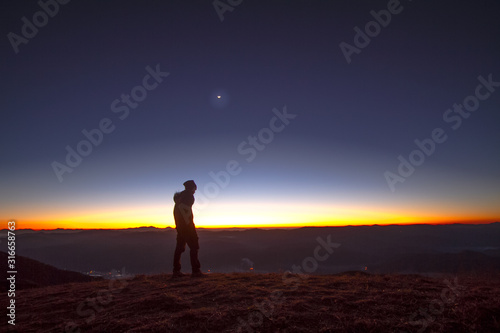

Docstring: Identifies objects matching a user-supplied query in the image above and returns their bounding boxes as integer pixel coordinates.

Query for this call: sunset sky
[1,1,499,229]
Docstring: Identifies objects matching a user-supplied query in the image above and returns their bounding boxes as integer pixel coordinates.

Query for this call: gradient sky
[1,0,499,229]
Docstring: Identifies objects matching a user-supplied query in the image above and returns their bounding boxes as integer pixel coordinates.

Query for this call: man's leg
[186,233,201,273]
[173,234,187,273]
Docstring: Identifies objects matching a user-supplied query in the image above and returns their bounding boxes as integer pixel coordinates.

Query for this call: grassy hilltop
[11,272,500,332]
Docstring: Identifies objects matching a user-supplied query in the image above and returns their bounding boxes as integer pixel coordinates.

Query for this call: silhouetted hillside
[11,272,500,332]
[0,252,97,291]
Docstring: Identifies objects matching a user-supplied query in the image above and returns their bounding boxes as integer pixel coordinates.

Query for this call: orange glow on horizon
[4,199,498,230]
[6,218,498,231]
[4,215,498,231]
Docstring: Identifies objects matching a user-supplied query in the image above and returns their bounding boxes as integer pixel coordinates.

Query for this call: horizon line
[4,221,499,232]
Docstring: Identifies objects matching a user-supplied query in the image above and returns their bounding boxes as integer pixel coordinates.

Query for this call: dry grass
[10,272,500,332]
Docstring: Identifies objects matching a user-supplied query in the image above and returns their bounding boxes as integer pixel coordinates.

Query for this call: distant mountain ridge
[373,250,500,274]
[6,223,500,275]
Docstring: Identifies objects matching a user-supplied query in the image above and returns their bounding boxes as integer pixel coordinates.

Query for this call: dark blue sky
[1,0,499,228]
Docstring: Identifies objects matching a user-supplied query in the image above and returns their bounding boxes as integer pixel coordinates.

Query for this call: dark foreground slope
[9,272,500,332]
[0,252,97,291]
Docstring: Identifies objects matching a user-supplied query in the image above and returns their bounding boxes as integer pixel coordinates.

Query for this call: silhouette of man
[172,180,204,278]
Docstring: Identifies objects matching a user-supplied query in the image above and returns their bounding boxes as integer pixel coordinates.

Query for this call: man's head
[183,180,197,194]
